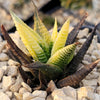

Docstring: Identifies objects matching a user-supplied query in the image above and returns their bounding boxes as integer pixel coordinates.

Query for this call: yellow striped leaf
[17,24,47,63]
[51,18,58,43]
[33,3,51,46]
[51,19,70,56]
[47,43,77,69]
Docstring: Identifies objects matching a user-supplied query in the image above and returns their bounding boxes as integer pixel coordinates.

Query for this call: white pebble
[0,36,3,42]
[10,74,23,92]
[21,82,32,92]
[2,76,15,91]
[7,66,18,77]
[0,92,10,100]
[92,50,100,59]
[14,92,23,100]
[82,79,97,86]
[62,86,76,99]
[8,59,19,66]
[0,53,9,61]
[97,75,100,85]
[5,91,12,99]
[31,97,45,100]
[0,61,7,67]
[0,68,4,81]
[78,39,86,44]
[32,90,47,98]
[0,41,7,53]
[19,87,29,94]
[23,92,34,100]
[96,86,100,95]
[77,86,95,100]
[91,55,97,61]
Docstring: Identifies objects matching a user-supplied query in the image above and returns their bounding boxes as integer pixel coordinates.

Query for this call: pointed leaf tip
[51,17,58,43]
[51,18,70,56]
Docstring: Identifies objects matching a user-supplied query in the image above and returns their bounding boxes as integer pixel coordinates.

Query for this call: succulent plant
[1,2,100,90]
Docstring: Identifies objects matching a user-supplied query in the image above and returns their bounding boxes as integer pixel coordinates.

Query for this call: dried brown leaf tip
[57,59,100,88]
[1,25,32,65]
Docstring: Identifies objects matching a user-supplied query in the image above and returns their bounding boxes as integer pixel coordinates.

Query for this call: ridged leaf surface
[47,43,77,69]
[51,19,70,56]
[10,12,47,62]
[33,6,51,46]
[51,18,58,43]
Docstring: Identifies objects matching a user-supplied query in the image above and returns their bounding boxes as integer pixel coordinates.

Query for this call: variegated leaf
[47,43,78,69]
[51,18,58,43]
[17,24,48,63]
[11,12,47,62]
[33,2,51,46]
[51,19,70,56]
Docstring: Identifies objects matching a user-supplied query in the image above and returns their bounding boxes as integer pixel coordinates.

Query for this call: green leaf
[10,11,48,63]
[33,2,51,46]
[17,24,47,63]
[27,61,63,80]
[47,43,78,69]
[51,18,58,43]
[51,19,70,56]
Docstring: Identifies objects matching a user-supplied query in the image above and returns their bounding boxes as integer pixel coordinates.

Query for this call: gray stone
[77,28,89,39]
[82,79,97,86]
[0,53,9,61]
[85,71,99,80]
[62,86,76,99]
[0,62,7,67]
[92,50,100,59]
[7,66,18,77]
